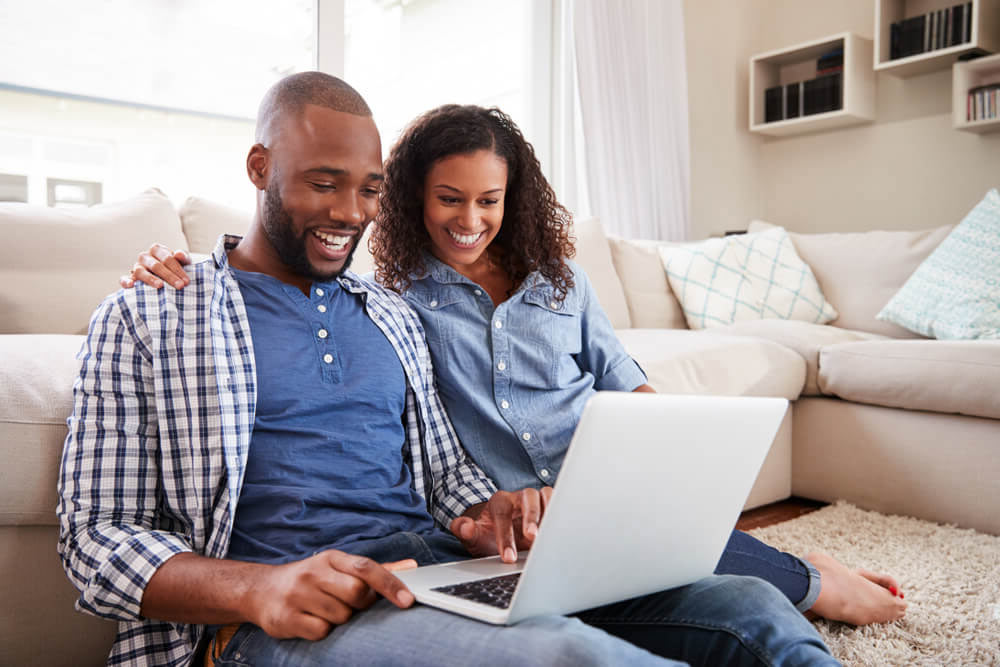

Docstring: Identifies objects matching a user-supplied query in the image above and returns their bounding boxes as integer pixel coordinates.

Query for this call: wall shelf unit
[749,33,875,137]
[875,0,1000,77]
[953,52,1000,131]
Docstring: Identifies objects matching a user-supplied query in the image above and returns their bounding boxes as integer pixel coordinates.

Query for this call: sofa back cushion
[570,218,631,329]
[607,237,688,329]
[0,189,189,335]
[748,220,952,338]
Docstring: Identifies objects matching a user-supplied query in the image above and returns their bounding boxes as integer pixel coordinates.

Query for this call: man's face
[261,105,383,282]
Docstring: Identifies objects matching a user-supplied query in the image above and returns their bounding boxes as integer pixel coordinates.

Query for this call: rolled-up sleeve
[57,296,191,621]
[572,263,647,391]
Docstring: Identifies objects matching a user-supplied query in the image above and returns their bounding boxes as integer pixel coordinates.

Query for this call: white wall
[684,0,1000,238]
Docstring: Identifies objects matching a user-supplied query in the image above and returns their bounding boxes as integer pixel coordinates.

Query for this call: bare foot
[805,551,907,625]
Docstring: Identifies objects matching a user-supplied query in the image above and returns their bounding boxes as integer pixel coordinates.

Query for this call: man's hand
[141,550,416,643]
[450,487,553,563]
[248,550,417,640]
[120,243,191,289]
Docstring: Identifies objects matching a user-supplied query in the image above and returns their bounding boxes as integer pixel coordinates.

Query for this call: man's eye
[312,183,335,191]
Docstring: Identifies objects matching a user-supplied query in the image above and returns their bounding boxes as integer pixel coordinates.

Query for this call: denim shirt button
[522,432,531,441]
[539,468,550,478]
[500,400,510,409]
[430,300,438,307]
[494,320,502,329]
[474,290,483,296]
[497,361,506,371]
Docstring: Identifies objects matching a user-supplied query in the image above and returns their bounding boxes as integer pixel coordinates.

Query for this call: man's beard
[261,183,360,282]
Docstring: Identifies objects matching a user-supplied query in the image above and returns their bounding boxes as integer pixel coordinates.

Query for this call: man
[58,72,838,666]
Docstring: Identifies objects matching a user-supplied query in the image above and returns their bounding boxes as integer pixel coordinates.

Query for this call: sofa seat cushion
[711,320,889,396]
[0,334,84,526]
[616,329,806,400]
[818,340,1000,420]
[0,189,189,335]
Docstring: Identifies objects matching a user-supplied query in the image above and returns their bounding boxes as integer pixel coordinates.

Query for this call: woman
[124,104,906,626]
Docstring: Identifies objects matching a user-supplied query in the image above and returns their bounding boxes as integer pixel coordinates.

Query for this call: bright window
[0,0,316,210]
[343,0,552,172]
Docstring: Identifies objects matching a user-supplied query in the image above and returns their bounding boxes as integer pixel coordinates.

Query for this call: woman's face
[422,149,507,271]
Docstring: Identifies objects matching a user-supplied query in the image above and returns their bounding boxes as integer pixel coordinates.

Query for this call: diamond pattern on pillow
[877,188,1000,340]
[658,227,838,330]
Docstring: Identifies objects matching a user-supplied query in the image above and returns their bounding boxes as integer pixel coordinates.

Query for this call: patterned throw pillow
[658,227,838,330]
[877,189,1000,340]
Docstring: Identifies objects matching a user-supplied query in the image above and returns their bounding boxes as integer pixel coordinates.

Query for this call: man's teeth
[313,230,351,249]
[448,229,484,245]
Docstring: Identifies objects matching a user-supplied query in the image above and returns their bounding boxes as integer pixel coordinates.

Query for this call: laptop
[395,392,788,625]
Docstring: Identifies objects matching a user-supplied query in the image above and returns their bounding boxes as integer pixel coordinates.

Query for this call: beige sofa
[2,189,998,665]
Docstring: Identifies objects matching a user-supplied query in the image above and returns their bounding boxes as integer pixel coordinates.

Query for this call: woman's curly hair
[371,104,575,300]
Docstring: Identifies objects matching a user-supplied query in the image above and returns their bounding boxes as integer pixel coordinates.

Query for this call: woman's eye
[439,196,460,205]
[481,199,499,206]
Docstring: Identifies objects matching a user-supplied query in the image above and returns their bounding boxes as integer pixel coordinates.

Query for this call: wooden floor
[735,497,827,531]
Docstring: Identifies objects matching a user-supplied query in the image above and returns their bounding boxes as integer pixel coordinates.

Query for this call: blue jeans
[717,530,822,613]
[210,532,838,666]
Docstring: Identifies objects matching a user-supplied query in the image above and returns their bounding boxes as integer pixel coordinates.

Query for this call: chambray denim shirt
[403,254,647,491]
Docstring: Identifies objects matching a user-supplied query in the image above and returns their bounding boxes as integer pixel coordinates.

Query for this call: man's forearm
[140,552,269,626]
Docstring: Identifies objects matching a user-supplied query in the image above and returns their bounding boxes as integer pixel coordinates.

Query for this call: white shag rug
[748,501,1000,666]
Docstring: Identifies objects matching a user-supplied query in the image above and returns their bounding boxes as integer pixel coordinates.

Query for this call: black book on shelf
[891,22,902,59]
[964,1,972,44]
[765,85,783,123]
[900,14,926,58]
[952,4,965,46]
[786,81,802,119]
[803,73,843,116]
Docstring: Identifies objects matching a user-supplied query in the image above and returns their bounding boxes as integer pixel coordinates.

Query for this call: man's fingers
[382,559,418,572]
[325,551,414,609]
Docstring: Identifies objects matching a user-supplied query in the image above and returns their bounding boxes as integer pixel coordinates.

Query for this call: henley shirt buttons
[494,320,502,329]
[318,329,329,339]
[497,361,506,371]
[540,469,550,479]
[323,354,334,364]
[317,305,327,313]
[316,288,324,296]
[500,400,510,409]
[522,432,531,441]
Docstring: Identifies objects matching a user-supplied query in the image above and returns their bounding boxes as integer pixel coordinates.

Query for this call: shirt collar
[420,250,548,292]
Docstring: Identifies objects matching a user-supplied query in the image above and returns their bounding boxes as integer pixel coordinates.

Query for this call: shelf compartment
[749,33,875,137]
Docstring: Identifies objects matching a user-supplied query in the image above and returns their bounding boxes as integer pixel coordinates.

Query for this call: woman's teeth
[313,230,351,250]
[448,229,484,246]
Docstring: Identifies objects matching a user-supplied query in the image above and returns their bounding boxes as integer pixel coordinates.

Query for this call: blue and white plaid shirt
[57,235,497,667]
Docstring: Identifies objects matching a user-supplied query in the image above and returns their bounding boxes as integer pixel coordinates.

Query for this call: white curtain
[572,0,691,241]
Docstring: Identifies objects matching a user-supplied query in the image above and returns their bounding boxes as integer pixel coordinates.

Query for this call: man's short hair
[255,71,371,144]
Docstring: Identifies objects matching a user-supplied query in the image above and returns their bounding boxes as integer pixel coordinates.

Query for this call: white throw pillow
[658,227,837,330]
[877,188,1000,339]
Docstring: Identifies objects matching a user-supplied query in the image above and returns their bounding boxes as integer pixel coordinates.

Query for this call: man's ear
[247,144,269,190]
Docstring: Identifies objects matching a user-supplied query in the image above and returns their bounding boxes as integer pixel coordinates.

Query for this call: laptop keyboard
[431,572,522,609]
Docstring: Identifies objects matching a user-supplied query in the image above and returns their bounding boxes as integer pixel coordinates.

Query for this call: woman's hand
[120,243,192,289]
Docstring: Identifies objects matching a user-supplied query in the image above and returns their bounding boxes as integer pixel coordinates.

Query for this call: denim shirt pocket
[520,288,582,353]
[405,285,469,352]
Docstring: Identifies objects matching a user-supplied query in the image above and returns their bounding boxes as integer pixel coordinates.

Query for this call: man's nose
[331,192,364,225]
